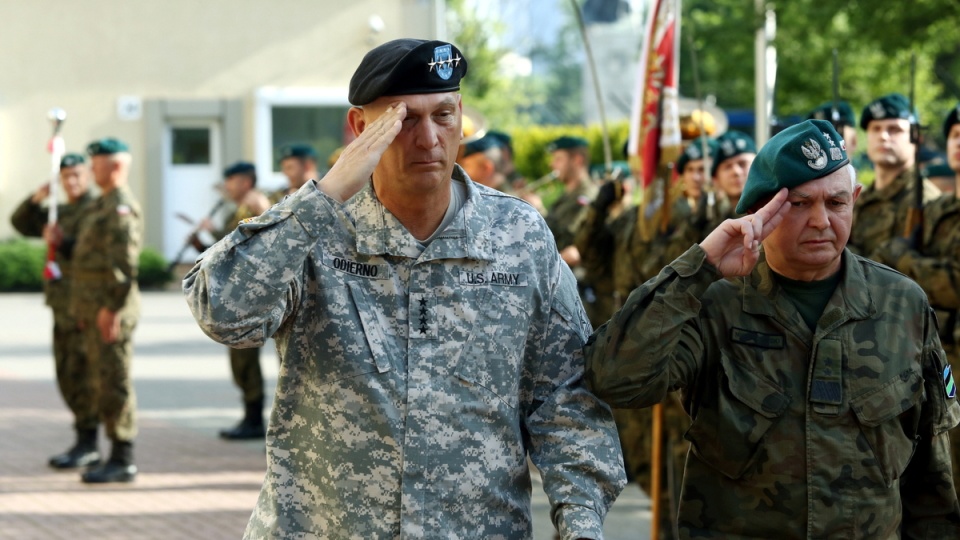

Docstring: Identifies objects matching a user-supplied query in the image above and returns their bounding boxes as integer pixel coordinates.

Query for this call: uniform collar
[859,167,912,202]
[346,166,496,262]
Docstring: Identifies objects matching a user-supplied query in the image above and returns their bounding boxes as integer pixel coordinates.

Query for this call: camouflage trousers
[229,346,263,403]
[613,392,690,540]
[81,314,138,442]
[52,310,98,431]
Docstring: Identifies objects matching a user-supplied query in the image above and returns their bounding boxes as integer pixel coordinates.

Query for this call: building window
[171,127,211,165]
[271,106,351,171]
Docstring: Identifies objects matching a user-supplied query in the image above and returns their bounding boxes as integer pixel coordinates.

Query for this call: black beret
[349,39,468,106]
[860,93,915,130]
[60,153,85,169]
[279,144,318,161]
[223,161,256,178]
[86,137,129,155]
[737,119,849,214]
[943,103,960,139]
[807,101,856,128]
[547,135,589,153]
[711,131,756,177]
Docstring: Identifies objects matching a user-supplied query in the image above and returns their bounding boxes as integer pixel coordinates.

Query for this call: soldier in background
[544,135,597,271]
[586,119,960,537]
[189,161,271,439]
[71,138,142,483]
[871,103,960,494]
[456,133,513,193]
[710,130,757,219]
[486,129,525,188]
[269,144,319,204]
[808,100,859,156]
[850,93,941,255]
[10,153,99,469]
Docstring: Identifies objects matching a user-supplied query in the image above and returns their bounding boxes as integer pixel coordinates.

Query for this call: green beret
[859,93,915,130]
[486,130,512,153]
[807,101,856,127]
[711,131,756,177]
[223,161,256,178]
[86,137,129,156]
[547,135,589,153]
[60,153,85,169]
[462,134,502,158]
[923,162,954,179]
[349,39,468,106]
[943,103,960,139]
[676,136,718,174]
[737,119,850,214]
[279,144,318,161]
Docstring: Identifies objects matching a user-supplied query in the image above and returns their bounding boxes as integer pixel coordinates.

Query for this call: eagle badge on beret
[801,139,827,170]
[869,101,886,119]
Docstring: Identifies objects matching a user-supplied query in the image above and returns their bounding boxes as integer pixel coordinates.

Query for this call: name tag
[459,270,527,287]
[322,252,387,280]
[730,327,785,349]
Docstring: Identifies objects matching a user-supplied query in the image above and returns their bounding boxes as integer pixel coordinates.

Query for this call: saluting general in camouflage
[184,39,624,540]
[71,138,142,484]
[10,153,100,469]
[586,120,960,538]
[190,161,271,440]
[850,93,941,255]
[872,103,960,493]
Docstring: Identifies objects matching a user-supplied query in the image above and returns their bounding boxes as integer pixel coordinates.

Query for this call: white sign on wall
[117,95,143,121]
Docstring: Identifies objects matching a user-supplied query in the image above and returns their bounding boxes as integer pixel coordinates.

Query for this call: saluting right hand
[319,102,406,203]
[30,183,51,204]
[699,188,789,277]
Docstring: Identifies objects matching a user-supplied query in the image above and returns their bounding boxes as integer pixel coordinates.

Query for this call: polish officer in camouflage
[585,119,960,537]
[71,137,142,484]
[184,38,624,540]
[849,93,941,255]
[269,144,319,204]
[872,102,960,494]
[10,153,100,469]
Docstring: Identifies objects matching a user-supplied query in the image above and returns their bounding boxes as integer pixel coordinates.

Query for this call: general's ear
[347,107,366,137]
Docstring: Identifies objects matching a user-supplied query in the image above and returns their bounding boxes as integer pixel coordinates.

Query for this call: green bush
[0,240,173,292]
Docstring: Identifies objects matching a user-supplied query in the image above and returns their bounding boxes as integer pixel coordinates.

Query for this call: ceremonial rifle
[43,108,67,281]
[166,198,226,274]
[903,54,924,253]
[830,50,843,134]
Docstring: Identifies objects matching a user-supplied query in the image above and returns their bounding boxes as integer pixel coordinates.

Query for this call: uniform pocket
[685,350,790,479]
[313,284,391,385]
[850,368,922,486]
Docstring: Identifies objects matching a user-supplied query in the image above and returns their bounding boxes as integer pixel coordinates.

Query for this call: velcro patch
[730,327,785,349]
[460,270,527,287]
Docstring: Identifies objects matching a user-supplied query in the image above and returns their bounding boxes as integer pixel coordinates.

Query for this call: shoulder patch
[944,365,956,399]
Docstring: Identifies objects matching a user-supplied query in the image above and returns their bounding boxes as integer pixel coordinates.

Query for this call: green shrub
[0,240,173,292]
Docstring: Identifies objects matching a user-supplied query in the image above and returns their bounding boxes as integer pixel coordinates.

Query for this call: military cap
[923,162,954,179]
[943,103,960,139]
[279,144,318,161]
[462,133,502,158]
[60,153,85,169]
[737,119,849,214]
[348,39,468,106]
[486,130,513,153]
[676,136,718,174]
[86,137,129,155]
[807,101,856,128]
[711,131,756,177]
[547,135,589,153]
[223,161,256,178]
[859,93,915,130]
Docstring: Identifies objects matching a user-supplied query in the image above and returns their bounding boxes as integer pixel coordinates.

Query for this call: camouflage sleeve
[584,244,720,408]
[900,307,960,538]
[9,197,45,237]
[183,181,332,348]
[573,206,613,283]
[102,208,142,311]
[525,261,626,540]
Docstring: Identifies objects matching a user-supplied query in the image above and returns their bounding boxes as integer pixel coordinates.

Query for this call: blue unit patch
[433,44,453,80]
[944,365,956,399]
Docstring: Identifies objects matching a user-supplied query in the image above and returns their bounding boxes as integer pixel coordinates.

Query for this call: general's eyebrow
[788,189,852,199]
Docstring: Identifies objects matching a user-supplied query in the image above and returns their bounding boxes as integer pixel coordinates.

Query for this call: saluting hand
[699,188,789,277]
[319,102,406,203]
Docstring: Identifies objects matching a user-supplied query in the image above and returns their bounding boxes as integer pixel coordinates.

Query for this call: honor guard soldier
[808,100,859,156]
[72,138,143,483]
[849,93,941,255]
[269,143,319,204]
[710,130,757,219]
[184,38,624,539]
[586,119,960,538]
[11,153,99,469]
[189,161,271,439]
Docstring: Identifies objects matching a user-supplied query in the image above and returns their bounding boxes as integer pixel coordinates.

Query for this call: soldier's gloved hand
[591,180,622,212]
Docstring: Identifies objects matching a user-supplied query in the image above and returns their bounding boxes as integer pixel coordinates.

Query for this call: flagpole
[569,0,613,173]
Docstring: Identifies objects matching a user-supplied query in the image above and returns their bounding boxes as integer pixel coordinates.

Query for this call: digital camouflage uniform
[849,169,941,256]
[11,190,97,430]
[183,171,626,540]
[71,185,142,444]
[585,245,960,538]
[872,192,960,494]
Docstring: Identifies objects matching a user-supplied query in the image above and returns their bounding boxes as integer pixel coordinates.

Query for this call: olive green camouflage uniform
[545,181,597,252]
[872,192,960,494]
[71,186,142,443]
[849,169,941,255]
[11,191,97,430]
[184,172,626,539]
[586,245,960,538]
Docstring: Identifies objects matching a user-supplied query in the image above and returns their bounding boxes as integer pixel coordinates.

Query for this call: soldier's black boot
[81,440,137,483]
[219,398,266,440]
[49,428,101,469]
